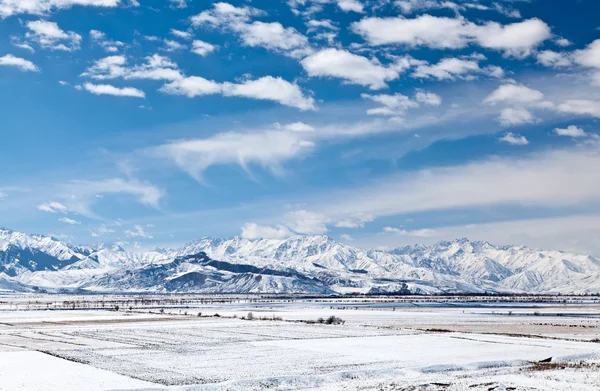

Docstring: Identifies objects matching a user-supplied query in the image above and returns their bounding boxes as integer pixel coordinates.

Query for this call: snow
[0,296,599,390]
[256,333,593,364]
[0,351,155,391]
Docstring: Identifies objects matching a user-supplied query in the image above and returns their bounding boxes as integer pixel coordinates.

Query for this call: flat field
[0,294,599,390]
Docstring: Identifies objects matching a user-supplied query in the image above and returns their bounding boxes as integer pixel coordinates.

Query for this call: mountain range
[1,228,600,295]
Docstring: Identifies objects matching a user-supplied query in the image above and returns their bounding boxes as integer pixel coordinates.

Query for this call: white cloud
[282,122,315,132]
[90,224,115,237]
[492,3,521,19]
[306,19,338,32]
[361,90,440,119]
[499,132,529,146]
[11,39,36,53]
[0,54,38,72]
[288,0,363,14]
[162,75,316,111]
[240,223,293,240]
[536,50,572,68]
[82,54,183,81]
[239,21,312,59]
[159,76,222,97]
[412,57,481,80]
[191,3,311,58]
[38,201,69,213]
[574,39,600,69]
[352,16,551,57]
[83,82,145,98]
[169,0,187,8]
[25,20,81,51]
[463,3,488,11]
[150,118,476,182]
[396,0,519,19]
[415,91,442,106]
[0,0,120,18]
[362,92,419,118]
[125,224,153,238]
[361,214,600,257]
[498,107,536,127]
[334,212,374,228]
[335,0,363,13]
[170,29,192,40]
[89,29,103,39]
[285,209,329,235]
[303,143,600,229]
[554,125,587,138]
[153,128,315,180]
[340,234,353,241]
[557,100,600,118]
[190,2,263,27]
[81,55,127,79]
[355,16,464,47]
[301,48,400,89]
[56,178,164,218]
[555,38,572,47]
[89,29,124,53]
[483,84,545,105]
[569,39,600,85]
[482,84,550,126]
[163,39,187,52]
[59,217,81,225]
[382,226,439,238]
[396,0,460,14]
[414,56,505,80]
[191,40,216,56]
[223,77,315,110]
[473,18,552,58]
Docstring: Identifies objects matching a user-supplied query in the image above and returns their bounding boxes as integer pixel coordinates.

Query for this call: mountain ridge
[1,228,599,295]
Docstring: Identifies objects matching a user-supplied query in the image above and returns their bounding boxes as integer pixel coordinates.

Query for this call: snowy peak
[177,235,387,276]
[0,229,599,294]
[0,228,84,259]
[0,229,88,276]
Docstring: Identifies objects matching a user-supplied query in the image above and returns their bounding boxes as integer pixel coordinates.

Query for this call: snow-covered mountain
[1,228,599,294]
[0,229,91,276]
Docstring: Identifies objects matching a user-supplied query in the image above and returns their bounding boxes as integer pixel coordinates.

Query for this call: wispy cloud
[0,54,39,72]
[83,82,145,98]
[0,0,121,18]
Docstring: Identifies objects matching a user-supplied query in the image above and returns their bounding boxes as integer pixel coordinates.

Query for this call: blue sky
[2,0,600,255]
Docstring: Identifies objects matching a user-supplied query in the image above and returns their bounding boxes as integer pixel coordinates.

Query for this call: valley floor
[0,295,599,390]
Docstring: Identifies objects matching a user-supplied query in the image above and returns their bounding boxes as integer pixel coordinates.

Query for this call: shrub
[325,315,344,325]
[247,312,254,320]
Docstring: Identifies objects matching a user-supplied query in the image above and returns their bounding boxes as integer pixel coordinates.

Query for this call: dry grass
[526,361,600,372]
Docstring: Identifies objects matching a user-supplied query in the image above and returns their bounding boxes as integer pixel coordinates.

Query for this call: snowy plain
[0,294,599,390]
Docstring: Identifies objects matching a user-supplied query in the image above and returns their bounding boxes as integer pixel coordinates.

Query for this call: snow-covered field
[0,295,599,390]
